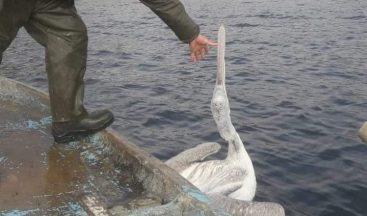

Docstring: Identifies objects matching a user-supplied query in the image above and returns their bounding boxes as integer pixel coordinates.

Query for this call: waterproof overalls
[0,0,199,123]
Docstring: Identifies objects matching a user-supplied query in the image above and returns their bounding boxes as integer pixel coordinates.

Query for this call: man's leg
[0,0,35,63]
[24,0,113,143]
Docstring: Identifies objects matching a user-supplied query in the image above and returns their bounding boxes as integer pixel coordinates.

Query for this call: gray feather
[165,142,221,173]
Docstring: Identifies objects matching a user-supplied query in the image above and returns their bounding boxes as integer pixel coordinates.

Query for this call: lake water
[1,0,367,215]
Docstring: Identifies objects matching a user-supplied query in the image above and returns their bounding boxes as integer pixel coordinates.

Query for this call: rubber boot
[52,110,114,143]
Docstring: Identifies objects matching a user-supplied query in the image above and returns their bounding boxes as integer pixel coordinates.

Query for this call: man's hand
[189,34,217,62]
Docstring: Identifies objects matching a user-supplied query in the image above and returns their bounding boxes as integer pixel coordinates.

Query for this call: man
[0,0,216,143]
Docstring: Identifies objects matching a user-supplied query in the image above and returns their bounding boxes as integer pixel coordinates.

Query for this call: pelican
[166,25,256,201]
[359,121,367,143]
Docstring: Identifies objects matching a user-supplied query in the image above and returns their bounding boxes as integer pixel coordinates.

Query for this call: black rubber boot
[52,110,114,143]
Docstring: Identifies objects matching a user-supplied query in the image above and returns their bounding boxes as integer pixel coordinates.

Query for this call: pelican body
[166,25,256,201]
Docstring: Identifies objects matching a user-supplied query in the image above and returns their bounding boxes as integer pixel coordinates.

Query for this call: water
[1,0,367,215]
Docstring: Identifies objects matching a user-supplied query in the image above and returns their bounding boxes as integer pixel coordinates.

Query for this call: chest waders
[0,0,199,142]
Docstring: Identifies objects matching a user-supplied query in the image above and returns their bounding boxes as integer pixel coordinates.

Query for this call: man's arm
[140,0,216,61]
[140,0,199,43]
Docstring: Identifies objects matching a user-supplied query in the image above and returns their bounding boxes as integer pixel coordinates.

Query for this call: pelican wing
[165,142,221,173]
[207,182,243,196]
[209,194,285,216]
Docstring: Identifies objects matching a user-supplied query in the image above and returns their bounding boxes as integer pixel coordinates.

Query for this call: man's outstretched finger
[190,53,197,62]
[204,45,209,55]
[195,51,203,61]
[206,40,217,47]
[200,49,206,59]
